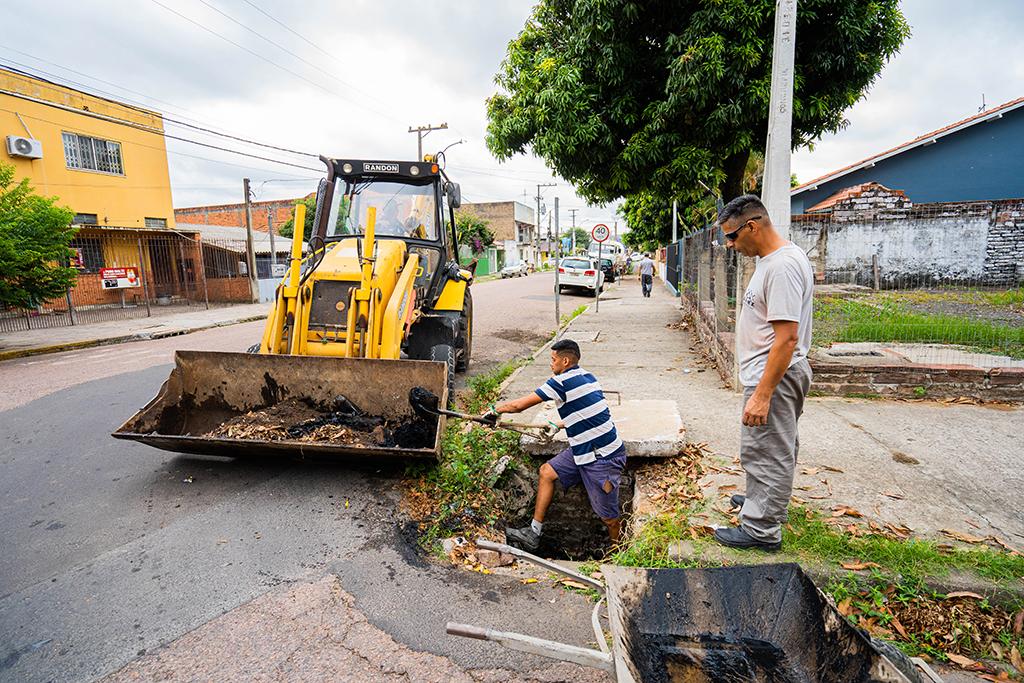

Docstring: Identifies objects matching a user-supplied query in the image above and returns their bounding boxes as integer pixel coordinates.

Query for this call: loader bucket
[112,351,446,460]
[602,563,917,683]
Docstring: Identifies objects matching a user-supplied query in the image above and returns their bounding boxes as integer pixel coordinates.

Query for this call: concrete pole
[761,0,797,240]
[733,0,797,392]
[243,178,259,303]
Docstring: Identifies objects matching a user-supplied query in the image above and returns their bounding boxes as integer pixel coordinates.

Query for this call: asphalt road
[0,273,607,682]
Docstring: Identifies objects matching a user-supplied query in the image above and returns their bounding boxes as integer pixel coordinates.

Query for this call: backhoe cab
[258,157,474,397]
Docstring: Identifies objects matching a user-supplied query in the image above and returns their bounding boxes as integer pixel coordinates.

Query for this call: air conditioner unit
[6,136,43,159]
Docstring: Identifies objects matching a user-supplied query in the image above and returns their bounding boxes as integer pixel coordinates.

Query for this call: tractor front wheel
[430,343,456,407]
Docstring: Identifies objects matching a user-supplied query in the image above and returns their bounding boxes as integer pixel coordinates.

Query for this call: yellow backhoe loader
[113,157,474,460]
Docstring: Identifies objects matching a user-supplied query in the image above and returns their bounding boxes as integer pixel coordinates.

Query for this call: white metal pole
[554,197,560,327]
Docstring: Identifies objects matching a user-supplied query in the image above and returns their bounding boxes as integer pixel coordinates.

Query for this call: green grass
[560,304,588,328]
[407,360,528,549]
[814,297,1024,358]
[783,506,1024,584]
[613,502,1024,585]
[985,288,1024,306]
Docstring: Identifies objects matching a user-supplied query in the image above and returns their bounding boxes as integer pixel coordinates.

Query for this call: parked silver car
[500,261,529,278]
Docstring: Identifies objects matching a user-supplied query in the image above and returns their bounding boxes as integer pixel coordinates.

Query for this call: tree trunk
[719,150,751,203]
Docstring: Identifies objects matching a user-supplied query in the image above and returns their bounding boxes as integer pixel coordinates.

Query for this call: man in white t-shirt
[713,195,814,552]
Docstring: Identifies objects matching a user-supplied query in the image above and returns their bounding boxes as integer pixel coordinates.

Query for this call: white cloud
[6,0,1014,230]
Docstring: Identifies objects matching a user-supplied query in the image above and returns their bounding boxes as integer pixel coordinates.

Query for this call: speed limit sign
[591,223,610,243]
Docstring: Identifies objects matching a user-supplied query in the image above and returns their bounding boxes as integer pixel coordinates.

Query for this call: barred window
[69,237,105,272]
[145,217,167,228]
[62,132,124,175]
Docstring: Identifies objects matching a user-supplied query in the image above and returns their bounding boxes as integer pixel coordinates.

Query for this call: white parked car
[557,256,605,294]
[500,261,529,278]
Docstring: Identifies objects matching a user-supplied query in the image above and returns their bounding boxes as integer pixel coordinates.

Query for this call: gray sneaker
[505,525,541,551]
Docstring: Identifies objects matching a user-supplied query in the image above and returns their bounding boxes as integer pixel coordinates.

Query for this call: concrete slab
[514,399,684,457]
[815,341,1024,369]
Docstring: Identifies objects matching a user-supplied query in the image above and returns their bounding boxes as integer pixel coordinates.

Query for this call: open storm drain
[500,462,636,560]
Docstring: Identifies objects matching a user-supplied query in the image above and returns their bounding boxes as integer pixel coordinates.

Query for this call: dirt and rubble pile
[205,395,434,448]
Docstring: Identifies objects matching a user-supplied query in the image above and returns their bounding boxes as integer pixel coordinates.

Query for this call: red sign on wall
[101,267,141,290]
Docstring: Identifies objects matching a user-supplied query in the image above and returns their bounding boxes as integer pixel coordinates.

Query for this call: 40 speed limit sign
[591,224,610,242]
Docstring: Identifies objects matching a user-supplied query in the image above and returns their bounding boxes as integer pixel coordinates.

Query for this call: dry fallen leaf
[941,528,987,544]
[822,465,844,473]
[1013,610,1024,636]
[837,597,854,616]
[841,561,881,571]
[520,578,538,585]
[881,490,904,499]
[801,467,822,476]
[559,579,592,591]
[1011,645,1022,672]
[890,617,909,639]
[946,652,977,668]
[944,591,984,600]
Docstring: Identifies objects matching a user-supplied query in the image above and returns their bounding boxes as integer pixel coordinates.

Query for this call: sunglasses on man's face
[723,216,762,242]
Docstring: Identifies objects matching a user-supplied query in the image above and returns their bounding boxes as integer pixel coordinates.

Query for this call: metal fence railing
[675,197,1024,371]
[1,229,258,334]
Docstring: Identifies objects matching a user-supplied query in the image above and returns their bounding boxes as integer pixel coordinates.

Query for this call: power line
[2,57,319,159]
[195,0,362,97]
[0,105,321,179]
[240,0,339,62]
[0,90,322,172]
[149,0,337,98]
[149,0,399,124]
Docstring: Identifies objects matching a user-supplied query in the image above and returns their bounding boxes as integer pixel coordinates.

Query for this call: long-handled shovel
[409,387,556,443]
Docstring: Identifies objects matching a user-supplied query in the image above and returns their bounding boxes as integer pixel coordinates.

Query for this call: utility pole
[567,208,579,253]
[267,207,277,273]
[554,197,560,327]
[535,182,556,267]
[242,178,259,303]
[408,122,448,161]
[672,200,678,243]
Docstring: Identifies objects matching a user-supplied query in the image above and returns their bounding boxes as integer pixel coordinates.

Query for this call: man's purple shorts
[547,446,627,520]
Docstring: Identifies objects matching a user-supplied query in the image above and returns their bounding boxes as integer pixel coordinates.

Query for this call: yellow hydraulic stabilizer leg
[260,203,306,354]
[350,207,377,358]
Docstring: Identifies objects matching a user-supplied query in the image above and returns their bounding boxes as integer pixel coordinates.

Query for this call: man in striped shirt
[491,339,626,551]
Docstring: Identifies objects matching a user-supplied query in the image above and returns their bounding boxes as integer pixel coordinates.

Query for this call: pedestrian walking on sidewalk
[713,195,814,552]
[488,339,626,551]
[639,253,655,297]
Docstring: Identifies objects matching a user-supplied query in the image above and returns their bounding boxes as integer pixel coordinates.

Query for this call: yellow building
[0,68,253,323]
[0,66,176,229]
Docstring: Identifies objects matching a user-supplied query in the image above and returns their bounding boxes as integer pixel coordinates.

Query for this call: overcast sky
[3,1,1022,232]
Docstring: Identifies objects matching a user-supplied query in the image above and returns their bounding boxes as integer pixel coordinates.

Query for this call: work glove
[480,410,499,428]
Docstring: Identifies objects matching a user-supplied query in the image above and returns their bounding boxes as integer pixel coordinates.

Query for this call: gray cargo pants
[739,359,812,544]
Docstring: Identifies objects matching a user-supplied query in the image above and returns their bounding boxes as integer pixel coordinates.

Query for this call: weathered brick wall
[984,201,1024,285]
[681,292,735,388]
[457,202,517,242]
[175,195,312,235]
[810,361,1024,402]
[792,188,1024,286]
[204,276,252,303]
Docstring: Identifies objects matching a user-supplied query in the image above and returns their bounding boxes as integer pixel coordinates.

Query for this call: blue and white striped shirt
[535,366,623,465]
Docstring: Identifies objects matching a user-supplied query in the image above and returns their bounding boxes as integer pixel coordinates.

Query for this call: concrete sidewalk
[0,303,271,360]
[501,275,1024,551]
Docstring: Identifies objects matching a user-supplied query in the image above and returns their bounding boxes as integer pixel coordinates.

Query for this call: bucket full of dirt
[112,351,445,460]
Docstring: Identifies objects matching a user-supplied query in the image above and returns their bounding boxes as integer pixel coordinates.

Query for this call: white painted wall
[793,217,990,283]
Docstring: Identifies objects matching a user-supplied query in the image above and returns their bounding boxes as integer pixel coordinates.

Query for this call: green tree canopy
[487,0,908,209]
[455,213,495,253]
[566,227,590,252]
[279,195,317,240]
[0,162,77,309]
